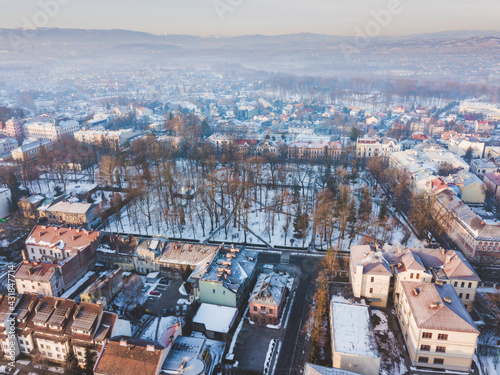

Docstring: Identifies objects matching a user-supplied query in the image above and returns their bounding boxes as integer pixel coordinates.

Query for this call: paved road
[274,257,317,375]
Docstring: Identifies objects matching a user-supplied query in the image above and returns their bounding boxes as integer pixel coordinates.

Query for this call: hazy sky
[1,0,499,36]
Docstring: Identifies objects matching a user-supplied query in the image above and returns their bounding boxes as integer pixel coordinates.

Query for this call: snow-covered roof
[330,301,379,358]
[193,303,237,333]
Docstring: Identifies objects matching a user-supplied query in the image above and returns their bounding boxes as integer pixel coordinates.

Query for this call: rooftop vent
[413,287,421,296]
[430,301,441,308]
[146,344,155,352]
[120,339,127,347]
[443,297,452,304]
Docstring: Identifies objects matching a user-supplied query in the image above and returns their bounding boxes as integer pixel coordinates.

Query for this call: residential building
[0,137,18,155]
[80,268,124,308]
[96,234,139,272]
[256,139,280,156]
[198,246,258,309]
[396,282,479,372]
[434,190,500,260]
[484,172,500,200]
[94,337,168,375]
[158,242,221,280]
[14,261,65,297]
[383,247,481,311]
[355,137,400,159]
[288,140,342,160]
[443,172,486,204]
[249,272,289,325]
[470,159,499,178]
[0,294,117,364]
[22,120,79,141]
[329,301,380,375]
[18,225,101,296]
[0,188,11,219]
[134,236,168,275]
[474,120,495,134]
[5,119,22,140]
[448,135,485,158]
[40,201,98,229]
[11,139,52,161]
[74,128,137,151]
[349,245,392,308]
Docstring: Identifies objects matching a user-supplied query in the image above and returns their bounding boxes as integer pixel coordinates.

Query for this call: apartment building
[434,190,500,261]
[0,137,18,155]
[74,128,137,151]
[199,246,258,310]
[0,294,117,365]
[18,225,101,296]
[0,188,11,219]
[396,282,479,372]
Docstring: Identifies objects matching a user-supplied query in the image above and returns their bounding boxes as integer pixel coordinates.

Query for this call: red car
[150,290,161,296]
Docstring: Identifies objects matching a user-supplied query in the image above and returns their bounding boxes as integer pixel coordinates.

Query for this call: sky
[1,0,499,37]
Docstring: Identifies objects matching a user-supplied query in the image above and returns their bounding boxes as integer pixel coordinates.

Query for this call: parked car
[150,290,161,296]
[158,278,169,285]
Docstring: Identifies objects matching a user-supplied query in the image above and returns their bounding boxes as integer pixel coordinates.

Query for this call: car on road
[158,277,169,285]
[150,290,161,296]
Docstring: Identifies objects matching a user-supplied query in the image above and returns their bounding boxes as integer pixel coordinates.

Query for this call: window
[436,346,446,353]
[410,273,414,279]
[454,281,458,287]
[459,293,463,298]
[437,334,448,340]
[253,306,257,312]
[420,345,431,351]
[461,282,465,288]
[369,288,373,293]
[416,273,420,279]
[213,289,215,294]
[468,282,472,288]
[418,357,429,363]
[371,277,374,282]
[422,332,432,339]
[434,358,444,365]
[269,309,273,314]
[466,293,470,300]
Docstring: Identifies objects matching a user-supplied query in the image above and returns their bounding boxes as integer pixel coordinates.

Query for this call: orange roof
[26,225,100,252]
[94,337,164,375]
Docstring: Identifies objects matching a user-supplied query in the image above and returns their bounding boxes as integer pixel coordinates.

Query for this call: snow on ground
[140,316,180,342]
[263,338,277,374]
[226,306,248,360]
[177,298,191,305]
[60,271,95,299]
[178,283,188,296]
[371,310,408,375]
[371,310,389,332]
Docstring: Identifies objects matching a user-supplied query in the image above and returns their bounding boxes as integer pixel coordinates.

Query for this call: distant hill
[0,28,498,80]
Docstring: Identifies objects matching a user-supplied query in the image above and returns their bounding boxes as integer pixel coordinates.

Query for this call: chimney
[413,287,421,296]
[441,248,445,255]
[120,339,128,347]
[146,345,155,352]
[430,301,440,308]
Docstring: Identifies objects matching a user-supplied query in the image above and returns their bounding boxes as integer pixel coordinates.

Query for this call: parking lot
[142,278,191,317]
